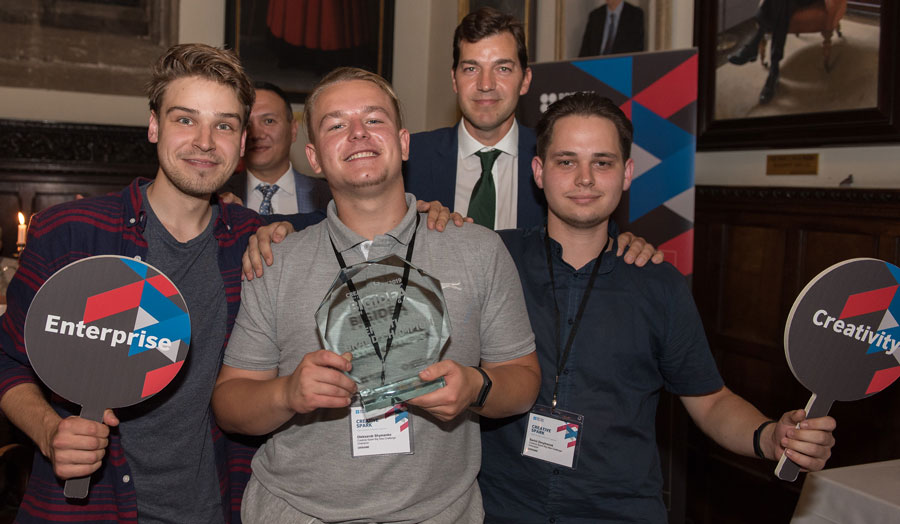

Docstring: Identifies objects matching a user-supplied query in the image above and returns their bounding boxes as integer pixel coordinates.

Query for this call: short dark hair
[254,81,293,122]
[303,67,403,142]
[453,7,528,71]
[535,92,633,161]
[146,43,254,127]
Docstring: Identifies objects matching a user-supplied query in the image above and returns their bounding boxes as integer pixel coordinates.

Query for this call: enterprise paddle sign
[25,255,190,498]
[777,258,900,481]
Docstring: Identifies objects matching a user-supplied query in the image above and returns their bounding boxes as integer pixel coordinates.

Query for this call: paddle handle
[774,393,833,482]
[63,405,105,499]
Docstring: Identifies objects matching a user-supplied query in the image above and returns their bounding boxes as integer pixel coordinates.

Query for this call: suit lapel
[435,124,459,211]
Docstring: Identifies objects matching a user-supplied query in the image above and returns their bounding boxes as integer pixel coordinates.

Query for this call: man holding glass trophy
[212,67,540,523]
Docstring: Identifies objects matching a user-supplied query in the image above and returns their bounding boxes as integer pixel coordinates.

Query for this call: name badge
[521,405,584,469]
[350,403,413,457]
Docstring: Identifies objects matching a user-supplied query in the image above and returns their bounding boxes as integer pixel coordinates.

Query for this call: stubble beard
[559,213,607,230]
[162,157,232,199]
[550,203,610,231]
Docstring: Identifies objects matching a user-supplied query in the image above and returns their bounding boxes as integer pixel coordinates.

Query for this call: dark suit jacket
[578,2,645,57]
[403,122,546,229]
[221,167,331,214]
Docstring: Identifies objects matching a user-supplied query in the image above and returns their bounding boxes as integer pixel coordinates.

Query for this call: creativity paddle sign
[777,258,900,481]
[25,255,190,498]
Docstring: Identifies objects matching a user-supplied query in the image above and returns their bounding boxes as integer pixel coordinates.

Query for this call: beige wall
[392,0,457,133]
[2,0,897,188]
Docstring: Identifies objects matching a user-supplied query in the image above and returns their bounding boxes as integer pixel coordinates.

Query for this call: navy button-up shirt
[480,223,723,523]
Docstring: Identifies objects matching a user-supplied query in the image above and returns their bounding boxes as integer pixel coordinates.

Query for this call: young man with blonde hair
[213,67,541,523]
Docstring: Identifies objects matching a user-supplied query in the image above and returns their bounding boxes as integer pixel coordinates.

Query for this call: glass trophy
[316,254,450,416]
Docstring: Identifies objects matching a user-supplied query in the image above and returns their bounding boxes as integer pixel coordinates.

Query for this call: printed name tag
[350,403,413,457]
[521,405,584,469]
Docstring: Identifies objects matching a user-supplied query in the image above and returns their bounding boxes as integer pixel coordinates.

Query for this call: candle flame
[18,212,25,225]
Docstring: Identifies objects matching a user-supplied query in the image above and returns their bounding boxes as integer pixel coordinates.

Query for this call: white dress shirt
[245,164,299,215]
[601,1,625,54]
[454,121,520,230]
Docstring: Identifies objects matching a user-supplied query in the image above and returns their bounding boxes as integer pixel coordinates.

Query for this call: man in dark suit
[578,0,645,58]
[727,0,820,104]
[222,82,330,214]
[404,8,545,230]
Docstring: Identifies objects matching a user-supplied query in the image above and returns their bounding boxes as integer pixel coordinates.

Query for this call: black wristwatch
[470,366,493,408]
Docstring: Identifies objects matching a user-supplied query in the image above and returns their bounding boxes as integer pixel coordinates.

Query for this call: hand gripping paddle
[24,255,190,498]
[777,258,900,481]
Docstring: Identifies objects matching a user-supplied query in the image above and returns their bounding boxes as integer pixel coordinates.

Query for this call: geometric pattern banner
[518,49,698,277]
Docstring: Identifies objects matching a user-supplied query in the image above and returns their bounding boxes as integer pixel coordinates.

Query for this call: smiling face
[533,115,633,233]
[148,76,246,198]
[305,79,409,195]
[452,32,532,145]
[245,88,298,182]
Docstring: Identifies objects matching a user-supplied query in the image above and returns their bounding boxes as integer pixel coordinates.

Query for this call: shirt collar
[542,220,620,275]
[133,178,234,238]
[457,118,519,158]
[608,1,624,19]
[325,193,420,254]
[246,163,296,196]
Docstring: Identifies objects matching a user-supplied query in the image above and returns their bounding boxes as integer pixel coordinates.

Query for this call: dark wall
[0,119,156,257]
[688,185,900,523]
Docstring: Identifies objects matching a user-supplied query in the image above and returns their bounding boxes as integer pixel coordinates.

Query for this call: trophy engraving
[316,254,450,415]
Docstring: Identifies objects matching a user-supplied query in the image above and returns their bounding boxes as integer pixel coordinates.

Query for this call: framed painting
[225,0,395,103]
[695,0,900,150]
[552,0,672,61]
[0,0,178,96]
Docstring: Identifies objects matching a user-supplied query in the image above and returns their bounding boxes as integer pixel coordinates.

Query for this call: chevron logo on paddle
[777,258,900,481]
[25,255,191,498]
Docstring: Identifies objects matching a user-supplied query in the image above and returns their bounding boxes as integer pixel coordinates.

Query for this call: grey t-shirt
[116,184,226,524]
[224,194,536,523]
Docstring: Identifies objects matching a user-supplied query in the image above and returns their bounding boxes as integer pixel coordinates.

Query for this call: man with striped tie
[221,81,331,215]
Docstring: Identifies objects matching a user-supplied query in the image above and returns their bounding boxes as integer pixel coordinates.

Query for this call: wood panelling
[688,185,900,523]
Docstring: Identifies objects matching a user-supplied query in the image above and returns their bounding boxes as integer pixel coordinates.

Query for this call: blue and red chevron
[81,258,190,397]
[521,49,698,276]
[557,422,579,449]
[835,262,900,393]
[384,403,409,431]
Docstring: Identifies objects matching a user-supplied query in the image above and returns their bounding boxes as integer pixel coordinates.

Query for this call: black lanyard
[543,231,608,408]
[329,213,419,385]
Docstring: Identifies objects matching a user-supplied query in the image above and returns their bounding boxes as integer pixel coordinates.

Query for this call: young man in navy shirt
[479,92,837,523]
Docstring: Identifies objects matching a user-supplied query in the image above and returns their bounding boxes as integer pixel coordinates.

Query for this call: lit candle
[17,212,26,246]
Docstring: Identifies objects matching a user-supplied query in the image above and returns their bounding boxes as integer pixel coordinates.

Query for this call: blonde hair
[303,67,403,141]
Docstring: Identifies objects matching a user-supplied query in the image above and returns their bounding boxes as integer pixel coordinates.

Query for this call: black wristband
[469,366,492,408]
[753,420,776,460]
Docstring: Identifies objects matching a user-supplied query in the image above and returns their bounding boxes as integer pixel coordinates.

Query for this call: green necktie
[469,149,502,229]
